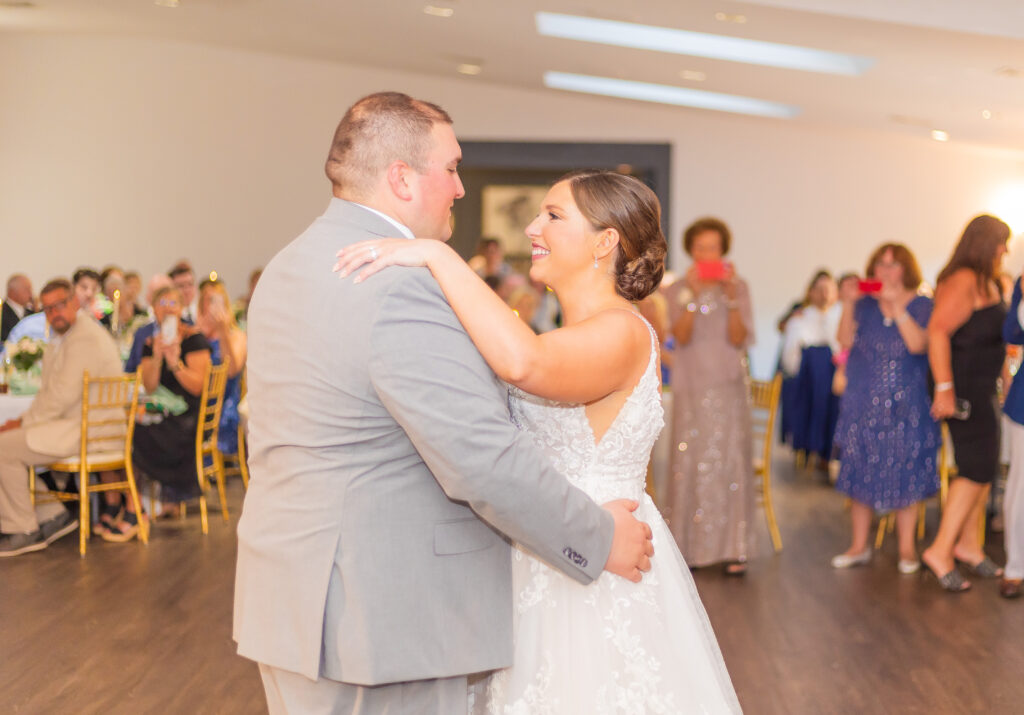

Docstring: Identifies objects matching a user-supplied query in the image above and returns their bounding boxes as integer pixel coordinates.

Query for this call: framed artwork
[480,184,549,258]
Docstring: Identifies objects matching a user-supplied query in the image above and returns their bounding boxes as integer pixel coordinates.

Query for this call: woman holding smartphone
[922,215,1010,591]
[831,244,939,573]
[106,284,213,536]
[197,278,247,454]
[664,216,755,574]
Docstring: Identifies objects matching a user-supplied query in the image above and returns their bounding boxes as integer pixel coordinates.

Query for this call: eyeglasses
[41,299,69,314]
[157,298,181,308]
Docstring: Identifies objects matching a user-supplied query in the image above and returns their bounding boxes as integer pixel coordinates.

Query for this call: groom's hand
[601,499,654,583]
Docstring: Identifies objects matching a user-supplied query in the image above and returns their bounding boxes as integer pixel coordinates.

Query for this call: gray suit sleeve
[368,269,613,584]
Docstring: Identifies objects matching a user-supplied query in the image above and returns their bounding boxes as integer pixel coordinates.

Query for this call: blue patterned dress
[834,295,940,510]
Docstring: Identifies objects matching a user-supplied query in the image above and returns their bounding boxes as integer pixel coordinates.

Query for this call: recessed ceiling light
[423,5,454,18]
[714,12,747,24]
[543,71,800,119]
[535,12,874,76]
[457,63,482,75]
[982,109,993,119]
[679,70,707,82]
[931,129,950,142]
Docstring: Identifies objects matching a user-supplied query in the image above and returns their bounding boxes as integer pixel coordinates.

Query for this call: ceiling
[3,0,1024,152]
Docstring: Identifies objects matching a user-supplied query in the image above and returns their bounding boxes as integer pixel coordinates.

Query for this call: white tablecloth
[0,394,34,423]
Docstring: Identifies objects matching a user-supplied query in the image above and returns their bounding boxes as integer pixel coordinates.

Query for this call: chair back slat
[78,370,142,463]
[195,363,229,457]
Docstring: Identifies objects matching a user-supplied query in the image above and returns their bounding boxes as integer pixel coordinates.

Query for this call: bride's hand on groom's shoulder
[334,238,444,284]
[601,499,654,583]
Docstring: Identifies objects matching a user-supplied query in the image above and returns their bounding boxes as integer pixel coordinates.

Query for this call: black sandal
[923,562,971,592]
[95,497,124,536]
[959,556,1004,579]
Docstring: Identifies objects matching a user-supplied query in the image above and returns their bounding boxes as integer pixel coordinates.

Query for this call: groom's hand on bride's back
[602,499,654,583]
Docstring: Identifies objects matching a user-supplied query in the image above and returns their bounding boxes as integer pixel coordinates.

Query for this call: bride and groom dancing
[234,91,741,714]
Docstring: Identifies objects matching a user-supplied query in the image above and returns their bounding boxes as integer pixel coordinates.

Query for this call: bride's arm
[336,239,648,403]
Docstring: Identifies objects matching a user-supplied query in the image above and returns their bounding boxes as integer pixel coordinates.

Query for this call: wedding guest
[922,214,1010,592]
[72,267,102,320]
[197,278,246,453]
[831,244,939,572]
[0,279,122,557]
[124,271,144,311]
[1000,273,1024,598]
[169,260,199,322]
[100,265,145,331]
[2,273,36,343]
[506,284,541,332]
[782,270,841,467]
[118,285,212,535]
[469,237,513,281]
[100,265,125,300]
[529,278,562,334]
[233,268,262,324]
[124,274,177,373]
[1,312,49,358]
[664,216,755,574]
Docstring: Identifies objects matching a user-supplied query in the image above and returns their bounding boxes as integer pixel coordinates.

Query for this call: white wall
[2,34,1023,375]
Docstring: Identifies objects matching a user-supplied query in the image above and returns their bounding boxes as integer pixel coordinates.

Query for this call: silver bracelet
[934,381,953,392]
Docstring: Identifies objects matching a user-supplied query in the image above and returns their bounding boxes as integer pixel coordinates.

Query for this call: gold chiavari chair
[219,369,249,490]
[196,363,230,534]
[749,373,784,552]
[28,370,147,556]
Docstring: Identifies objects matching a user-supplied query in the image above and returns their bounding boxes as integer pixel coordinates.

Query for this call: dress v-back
[470,315,742,714]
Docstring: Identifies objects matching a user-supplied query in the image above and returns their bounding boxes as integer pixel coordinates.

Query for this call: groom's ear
[386,161,415,202]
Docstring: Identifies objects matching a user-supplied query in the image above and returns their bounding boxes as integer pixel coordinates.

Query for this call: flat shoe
[898,559,921,575]
[1000,578,1022,599]
[831,549,872,569]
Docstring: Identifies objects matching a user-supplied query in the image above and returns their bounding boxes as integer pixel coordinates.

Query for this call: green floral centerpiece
[8,337,45,372]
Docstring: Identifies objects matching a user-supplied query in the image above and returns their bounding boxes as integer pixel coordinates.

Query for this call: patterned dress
[469,317,741,714]
[834,296,940,509]
[664,280,755,567]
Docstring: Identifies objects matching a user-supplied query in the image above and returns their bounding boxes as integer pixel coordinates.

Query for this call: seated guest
[126,285,212,527]
[168,260,199,323]
[197,278,246,454]
[2,273,36,343]
[233,268,262,326]
[0,279,123,557]
[72,267,102,320]
[124,274,178,373]
[99,265,146,332]
[124,271,144,312]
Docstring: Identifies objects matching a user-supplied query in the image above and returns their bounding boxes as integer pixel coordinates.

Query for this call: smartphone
[696,260,728,281]
[160,315,179,343]
[209,293,225,310]
[858,279,883,294]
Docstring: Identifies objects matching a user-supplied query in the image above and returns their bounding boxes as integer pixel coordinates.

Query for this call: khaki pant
[0,427,66,534]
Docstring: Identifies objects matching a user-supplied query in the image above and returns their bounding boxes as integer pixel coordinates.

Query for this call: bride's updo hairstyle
[559,170,667,302]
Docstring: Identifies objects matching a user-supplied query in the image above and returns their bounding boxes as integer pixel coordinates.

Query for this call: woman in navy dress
[197,278,247,454]
[831,244,939,572]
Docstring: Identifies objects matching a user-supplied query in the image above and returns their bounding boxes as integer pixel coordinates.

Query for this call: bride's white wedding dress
[470,316,742,714]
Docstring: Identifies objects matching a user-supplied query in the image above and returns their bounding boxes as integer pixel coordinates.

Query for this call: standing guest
[922,214,1010,592]
[782,270,841,468]
[120,285,212,534]
[124,274,177,373]
[197,278,246,454]
[664,216,755,574]
[2,273,36,343]
[831,245,939,572]
[0,279,123,557]
[999,273,1024,598]
[169,260,199,322]
[469,237,514,281]
[72,267,102,320]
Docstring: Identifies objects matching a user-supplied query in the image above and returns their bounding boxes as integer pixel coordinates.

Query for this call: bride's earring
[593,256,599,269]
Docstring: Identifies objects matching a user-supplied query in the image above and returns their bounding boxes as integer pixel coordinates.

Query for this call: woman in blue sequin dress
[832,244,939,572]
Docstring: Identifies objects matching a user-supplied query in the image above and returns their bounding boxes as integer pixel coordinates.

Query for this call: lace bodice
[508,316,664,505]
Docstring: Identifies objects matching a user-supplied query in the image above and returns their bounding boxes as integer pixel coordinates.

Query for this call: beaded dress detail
[469,315,742,715]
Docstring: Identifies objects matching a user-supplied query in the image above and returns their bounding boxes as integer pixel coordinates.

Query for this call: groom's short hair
[325,92,453,200]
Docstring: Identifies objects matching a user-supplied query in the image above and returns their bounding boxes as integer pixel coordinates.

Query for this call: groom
[234,92,654,713]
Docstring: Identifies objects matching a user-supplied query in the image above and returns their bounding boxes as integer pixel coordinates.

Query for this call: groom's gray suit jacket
[234,199,613,685]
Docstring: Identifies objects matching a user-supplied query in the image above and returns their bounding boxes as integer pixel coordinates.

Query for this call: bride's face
[524,181,597,287]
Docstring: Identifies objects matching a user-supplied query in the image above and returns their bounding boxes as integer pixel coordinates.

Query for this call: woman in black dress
[922,215,1010,591]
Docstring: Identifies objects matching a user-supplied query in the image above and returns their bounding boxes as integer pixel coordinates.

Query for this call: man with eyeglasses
[0,278,123,557]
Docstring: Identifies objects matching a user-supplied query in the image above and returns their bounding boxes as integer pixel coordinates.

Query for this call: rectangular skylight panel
[543,72,801,119]
[536,12,874,76]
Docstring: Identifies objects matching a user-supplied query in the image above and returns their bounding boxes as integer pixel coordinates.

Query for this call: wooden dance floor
[1,457,1020,714]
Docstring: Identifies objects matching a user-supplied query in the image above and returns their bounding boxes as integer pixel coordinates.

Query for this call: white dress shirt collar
[349,202,415,240]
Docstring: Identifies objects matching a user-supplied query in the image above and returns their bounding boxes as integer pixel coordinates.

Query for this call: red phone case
[858,279,882,293]
[697,261,727,281]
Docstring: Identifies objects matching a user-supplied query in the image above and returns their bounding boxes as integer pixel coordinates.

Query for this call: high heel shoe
[830,549,872,569]
[921,561,971,592]
[956,556,1003,579]
[897,559,921,575]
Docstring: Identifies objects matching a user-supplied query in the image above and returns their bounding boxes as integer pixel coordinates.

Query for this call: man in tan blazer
[0,278,124,557]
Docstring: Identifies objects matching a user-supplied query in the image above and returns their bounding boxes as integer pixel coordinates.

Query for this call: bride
[335,170,742,714]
